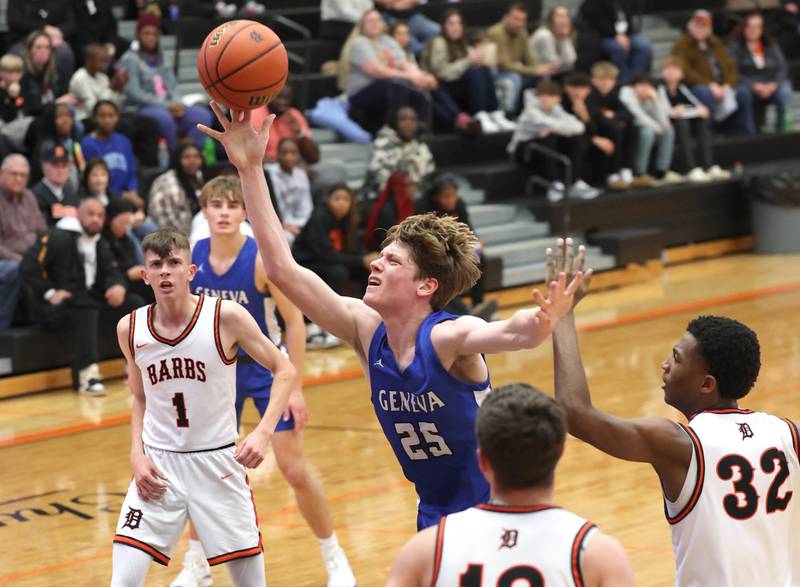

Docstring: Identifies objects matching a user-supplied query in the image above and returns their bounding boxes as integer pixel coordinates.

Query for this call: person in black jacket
[69,0,131,68]
[21,197,143,394]
[103,197,153,304]
[32,142,81,226]
[292,182,377,297]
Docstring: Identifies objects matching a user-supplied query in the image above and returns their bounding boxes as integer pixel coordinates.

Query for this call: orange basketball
[197,20,288,110]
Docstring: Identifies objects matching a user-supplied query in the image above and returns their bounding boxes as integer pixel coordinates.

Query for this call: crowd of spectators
[0,0,797,392]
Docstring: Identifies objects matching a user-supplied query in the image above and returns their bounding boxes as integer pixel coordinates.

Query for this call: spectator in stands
[0,53,24,123]
[588,61,636,189]
[423,8,515,134]
[27,102,84,190]
[363,170,415,251]
[69,43,160,167]
[728,12,793,133]
[620,74,679,185]
[252,85,320,165]
[508,79,598,202]
[670,10,754,135]
[147,142,205,234]
[19,30,74,117]
[293,182,377,297]
[530,6,577,77]
[487,3,556,114]
[657,57,729,181]
[374,0,439,55]
[21,196,143,394]
[0,154,45,329]
[119,13,213,151]
[8,0,76,92]
[33,142,80,226]
[265,138,313,246]
[360,105,435,202]
[69,0,130,67]
[80,100,139,199]
[321,0,374,42]
[415,172,492,319]
[343,8,433,135]
[576,0,652,83]
[103,197,153,304]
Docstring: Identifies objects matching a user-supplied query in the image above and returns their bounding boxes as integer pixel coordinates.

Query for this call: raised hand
[198,101,275,171]
[546,237,594,308]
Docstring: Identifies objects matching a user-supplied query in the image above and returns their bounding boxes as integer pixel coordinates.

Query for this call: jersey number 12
[460,564,544,586]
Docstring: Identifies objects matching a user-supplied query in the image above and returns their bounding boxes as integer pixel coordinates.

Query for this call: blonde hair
[661,56,684,70]
[199,175,245,209]
[382,213,481,310]
[0,53,23,73]
[591,61,619,79]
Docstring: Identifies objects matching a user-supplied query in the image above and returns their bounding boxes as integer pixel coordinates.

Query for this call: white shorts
[113,443,262,566]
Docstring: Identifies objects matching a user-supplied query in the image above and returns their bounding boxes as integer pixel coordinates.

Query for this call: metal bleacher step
[475,219,549,246]
[459,188,485,205]
[319,142,371,163]
[468,203,518,226]
[501,252,616,288]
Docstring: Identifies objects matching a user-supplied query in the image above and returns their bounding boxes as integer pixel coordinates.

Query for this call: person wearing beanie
[118,13,213,152]
[102,196,152,303]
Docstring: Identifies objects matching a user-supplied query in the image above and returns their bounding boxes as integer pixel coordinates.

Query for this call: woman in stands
[19,31,74,118]
[118,13,212,152]
[727,12,794,132]
[422,8,514,134]
[147,143,206,234]
[530,6,577,77]
[342,9,434,134]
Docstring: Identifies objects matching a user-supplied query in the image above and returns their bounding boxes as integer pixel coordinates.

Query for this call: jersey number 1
[460,564,544,586]
[172,393,190,428]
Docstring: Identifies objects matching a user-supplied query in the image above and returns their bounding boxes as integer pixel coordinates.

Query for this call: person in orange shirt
[251,85,320,165]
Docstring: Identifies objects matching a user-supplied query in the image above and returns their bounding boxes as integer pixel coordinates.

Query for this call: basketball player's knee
[280,460,309,489]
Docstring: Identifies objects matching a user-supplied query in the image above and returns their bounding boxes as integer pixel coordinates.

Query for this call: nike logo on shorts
[220,473,233,480]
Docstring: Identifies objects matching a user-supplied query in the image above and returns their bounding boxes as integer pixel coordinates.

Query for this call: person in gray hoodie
[620,74,679,184]
[508,79,599,201]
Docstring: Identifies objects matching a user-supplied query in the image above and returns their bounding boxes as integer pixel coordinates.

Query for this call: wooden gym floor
[1,252,799,586]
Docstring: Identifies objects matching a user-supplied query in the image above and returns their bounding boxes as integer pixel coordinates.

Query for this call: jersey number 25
[394,422,453,460]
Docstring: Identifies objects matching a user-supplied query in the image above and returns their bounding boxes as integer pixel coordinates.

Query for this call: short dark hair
[564,71,591,87]
[686,316,761,400]
[536,79,562,96]
[476,383,566,490]
[92,99,119,117]
[629,73,655,87]
[141,227,191,259]
[506,2,529,16]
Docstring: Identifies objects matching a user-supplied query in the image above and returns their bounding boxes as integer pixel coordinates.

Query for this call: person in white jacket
[619,74,679,184]
[508,79,599,201]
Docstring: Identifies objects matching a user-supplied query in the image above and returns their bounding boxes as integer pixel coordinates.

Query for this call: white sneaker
[687,167,710,182]
[215,2,236,17]
[475,111,501,134]
[619,168,634,184]
[170,551,212,587]
[569,179,601,200]
[547,181,565,202]
[707,165,732,180]
[324,546,356,587]
[239,0,265,15]
[78,363,106,396]
[658,170,684,184]
[490,110,516,131]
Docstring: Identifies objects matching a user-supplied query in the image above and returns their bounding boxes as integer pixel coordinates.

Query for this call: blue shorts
[235,360,295,432]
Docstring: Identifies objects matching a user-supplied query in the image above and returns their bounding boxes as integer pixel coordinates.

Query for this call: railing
[523,141,574,235]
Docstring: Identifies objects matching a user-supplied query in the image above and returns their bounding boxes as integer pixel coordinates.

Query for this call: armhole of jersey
[128,310,136,360]
[214,299,238,365]
[665,423,705,525]
[571,521,596,587]
[429,516,446,587]
[780,417,800,462]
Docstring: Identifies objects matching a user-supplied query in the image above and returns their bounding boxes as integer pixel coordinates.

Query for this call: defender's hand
[545,237,594,308]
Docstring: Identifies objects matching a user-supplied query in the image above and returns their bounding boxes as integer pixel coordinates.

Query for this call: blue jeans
[0,260,20,330]
[138,104,214,152]
[690,84,755,135]
[444,66,499,114]
[602,34,652,82]
[381,12,440,54]
[635,126,675,176]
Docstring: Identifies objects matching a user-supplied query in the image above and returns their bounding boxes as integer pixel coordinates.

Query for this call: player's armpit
[580,531,635,587]
[385,526,437,587]
[116,315,145,401]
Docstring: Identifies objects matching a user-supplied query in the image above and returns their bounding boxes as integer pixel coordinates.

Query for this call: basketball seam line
[208,40,284,91]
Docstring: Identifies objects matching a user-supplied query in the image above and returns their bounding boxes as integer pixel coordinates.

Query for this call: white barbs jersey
[432,504,596,587]
[665,409,800,587]
[128,294,239,452]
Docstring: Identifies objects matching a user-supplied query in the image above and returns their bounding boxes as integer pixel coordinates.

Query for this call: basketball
[197,20,288,110]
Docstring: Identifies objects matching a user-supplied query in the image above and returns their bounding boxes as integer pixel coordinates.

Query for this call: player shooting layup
[199,104,584,529]
[110,228,295,587]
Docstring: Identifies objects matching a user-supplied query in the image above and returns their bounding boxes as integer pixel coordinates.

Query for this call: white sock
[227,553,266,586]
[187,539,205,557]
[319,532,340,560]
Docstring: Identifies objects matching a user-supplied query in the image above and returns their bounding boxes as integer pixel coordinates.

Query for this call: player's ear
[187,263,197,282]
[417,276,438,298]
[477,448,493,481]
[140,266,149,284]
[699,374,717,397]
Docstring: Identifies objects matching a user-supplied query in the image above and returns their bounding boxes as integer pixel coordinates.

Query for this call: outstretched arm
[199,104,372,348]
[549,240,691,489]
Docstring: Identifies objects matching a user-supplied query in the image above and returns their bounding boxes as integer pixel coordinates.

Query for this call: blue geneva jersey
[368,310,491,529]
[192,237,280,399]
